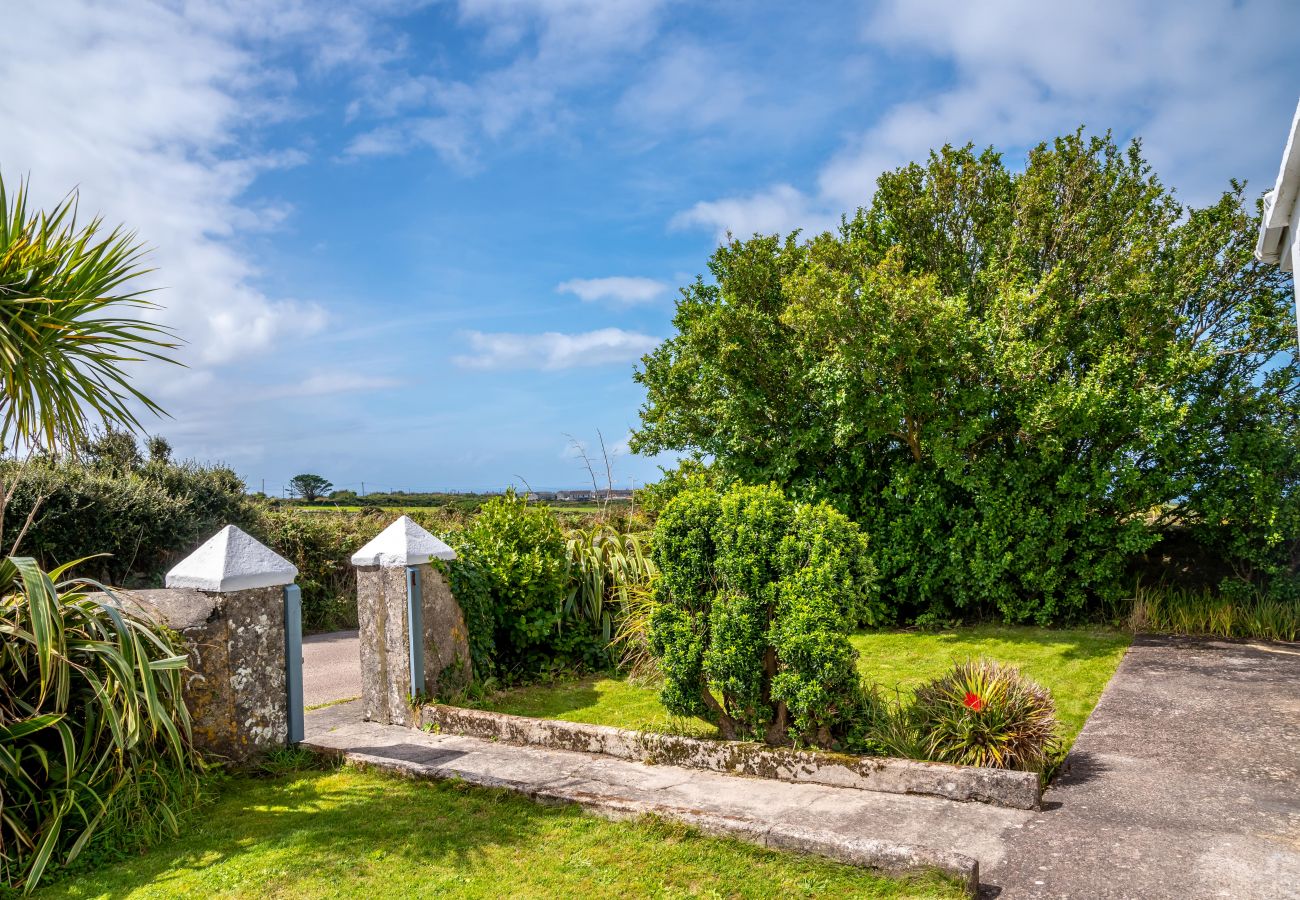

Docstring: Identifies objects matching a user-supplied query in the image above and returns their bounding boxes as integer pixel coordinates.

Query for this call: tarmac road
[302,629,361,708]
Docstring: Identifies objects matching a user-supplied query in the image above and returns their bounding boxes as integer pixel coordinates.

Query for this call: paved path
[985,635,1300,899]
[302,634,1300,897]
[302,629,361,708]
[304,700,1032,890]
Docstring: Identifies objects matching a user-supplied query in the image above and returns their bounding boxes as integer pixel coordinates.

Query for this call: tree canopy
[288,473,333,502]
[632,131,1299,623]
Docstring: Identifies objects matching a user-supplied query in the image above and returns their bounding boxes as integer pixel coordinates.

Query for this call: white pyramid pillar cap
[351,515,457,567]
[165,525,298,592]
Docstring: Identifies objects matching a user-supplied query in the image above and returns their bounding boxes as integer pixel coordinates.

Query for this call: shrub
[0,557,203,892]
[454,492,580,679]
[905,659,1060,771]
[2,453,257,586]
[648,483,880,746]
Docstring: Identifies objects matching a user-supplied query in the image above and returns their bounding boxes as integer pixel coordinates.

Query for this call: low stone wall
[418,704,1042,810]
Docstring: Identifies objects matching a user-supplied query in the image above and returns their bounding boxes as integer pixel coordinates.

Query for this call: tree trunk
[700,686,737,740]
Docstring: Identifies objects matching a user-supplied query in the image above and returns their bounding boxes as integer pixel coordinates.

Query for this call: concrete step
[305,702,1035,896]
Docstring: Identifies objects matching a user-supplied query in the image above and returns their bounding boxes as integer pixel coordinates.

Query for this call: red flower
[963,691,985,712]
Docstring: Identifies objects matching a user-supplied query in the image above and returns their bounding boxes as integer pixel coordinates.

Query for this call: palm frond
[0,173,179,452]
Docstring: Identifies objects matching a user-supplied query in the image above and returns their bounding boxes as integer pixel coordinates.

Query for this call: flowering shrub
[907,659,1060,771]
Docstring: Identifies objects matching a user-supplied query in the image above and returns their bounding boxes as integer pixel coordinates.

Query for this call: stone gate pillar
[143,524,303,761]
[351,515,472,725]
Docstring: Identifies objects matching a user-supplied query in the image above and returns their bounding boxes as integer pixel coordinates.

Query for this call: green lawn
[480,626,1130,747]
[36,766,962,900]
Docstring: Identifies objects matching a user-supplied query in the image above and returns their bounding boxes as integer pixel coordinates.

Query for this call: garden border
[418,704,1041,810]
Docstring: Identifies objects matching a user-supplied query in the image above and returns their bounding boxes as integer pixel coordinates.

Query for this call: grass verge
[478,626,1131,749]
[32,765,963,899]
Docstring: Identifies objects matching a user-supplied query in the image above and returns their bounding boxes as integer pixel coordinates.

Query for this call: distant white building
[1255,97,1300,349]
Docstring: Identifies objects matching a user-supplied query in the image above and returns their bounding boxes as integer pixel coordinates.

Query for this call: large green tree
[632,132,1299,623]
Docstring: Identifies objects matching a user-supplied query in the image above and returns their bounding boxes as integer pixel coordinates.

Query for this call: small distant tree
[288,473,332,503]
[84,427,143,474]
[146,435,172,464]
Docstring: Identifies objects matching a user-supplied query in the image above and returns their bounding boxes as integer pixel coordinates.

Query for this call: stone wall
[114,586,289,761]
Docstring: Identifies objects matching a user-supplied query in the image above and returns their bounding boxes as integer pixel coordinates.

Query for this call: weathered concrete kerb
[419,703,1042,809]
[306,700,1030,895]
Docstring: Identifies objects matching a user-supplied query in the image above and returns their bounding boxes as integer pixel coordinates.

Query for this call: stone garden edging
[418,704,1041,810]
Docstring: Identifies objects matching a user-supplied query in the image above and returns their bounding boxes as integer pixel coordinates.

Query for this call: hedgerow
[632,131,1300,623]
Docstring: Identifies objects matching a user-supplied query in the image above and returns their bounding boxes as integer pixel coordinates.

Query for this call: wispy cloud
[453,328,659,371]
[271,372,404,398]
[670,184,839,242]
[345,0,668,166]
[556,276,669,306]
[671,0,1300,241]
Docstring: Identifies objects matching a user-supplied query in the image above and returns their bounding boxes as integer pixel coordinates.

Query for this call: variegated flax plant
[0,173,192,892]
[0,557,202,892]
[565,525,657,647]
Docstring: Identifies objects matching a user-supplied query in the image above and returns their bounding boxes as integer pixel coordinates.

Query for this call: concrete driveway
[985,634,1300,898]
[302,629,361,708]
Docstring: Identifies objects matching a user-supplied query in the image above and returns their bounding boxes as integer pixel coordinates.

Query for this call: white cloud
[0,0,381,389]
[272,372,404,398]
[346,0,668,165]
[673,0,1300,240]
[453,328,659,370]
[670,184,839,242]
[617,43,752,132]
[556,276,669,306]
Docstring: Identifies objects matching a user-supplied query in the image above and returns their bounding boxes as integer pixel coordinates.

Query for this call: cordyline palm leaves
[0,173,177,452]
[564,526,657,645]
[0,556,201,892]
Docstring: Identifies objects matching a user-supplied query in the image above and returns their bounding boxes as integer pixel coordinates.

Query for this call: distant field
[287,501,629,514]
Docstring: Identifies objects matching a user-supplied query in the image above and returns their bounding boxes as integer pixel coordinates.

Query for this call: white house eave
[1257,99,1300,268]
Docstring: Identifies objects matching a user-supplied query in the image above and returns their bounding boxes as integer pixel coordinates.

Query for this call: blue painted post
[406,566,425,700]
[283,584,304,743]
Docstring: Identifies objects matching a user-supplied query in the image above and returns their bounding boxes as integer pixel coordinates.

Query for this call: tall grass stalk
[1128,584,1299,642]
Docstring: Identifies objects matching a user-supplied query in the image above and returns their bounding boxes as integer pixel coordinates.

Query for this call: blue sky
[4,0,1299,493]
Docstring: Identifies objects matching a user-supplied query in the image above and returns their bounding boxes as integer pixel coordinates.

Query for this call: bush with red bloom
[908,659,1059,771]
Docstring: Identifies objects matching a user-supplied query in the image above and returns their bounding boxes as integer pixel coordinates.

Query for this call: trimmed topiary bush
[907,659,1060,771]
[648,483,881,747]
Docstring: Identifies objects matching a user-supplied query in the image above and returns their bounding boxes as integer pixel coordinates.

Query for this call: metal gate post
[284,583,304,743]
[406,566,424,700]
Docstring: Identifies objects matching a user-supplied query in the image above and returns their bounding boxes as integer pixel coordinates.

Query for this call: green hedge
[632,132,1300,623]
[1,456,257,587]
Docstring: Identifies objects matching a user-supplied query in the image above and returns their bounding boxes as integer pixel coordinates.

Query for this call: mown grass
[479,626,1130,748]
[33,766,963,900]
